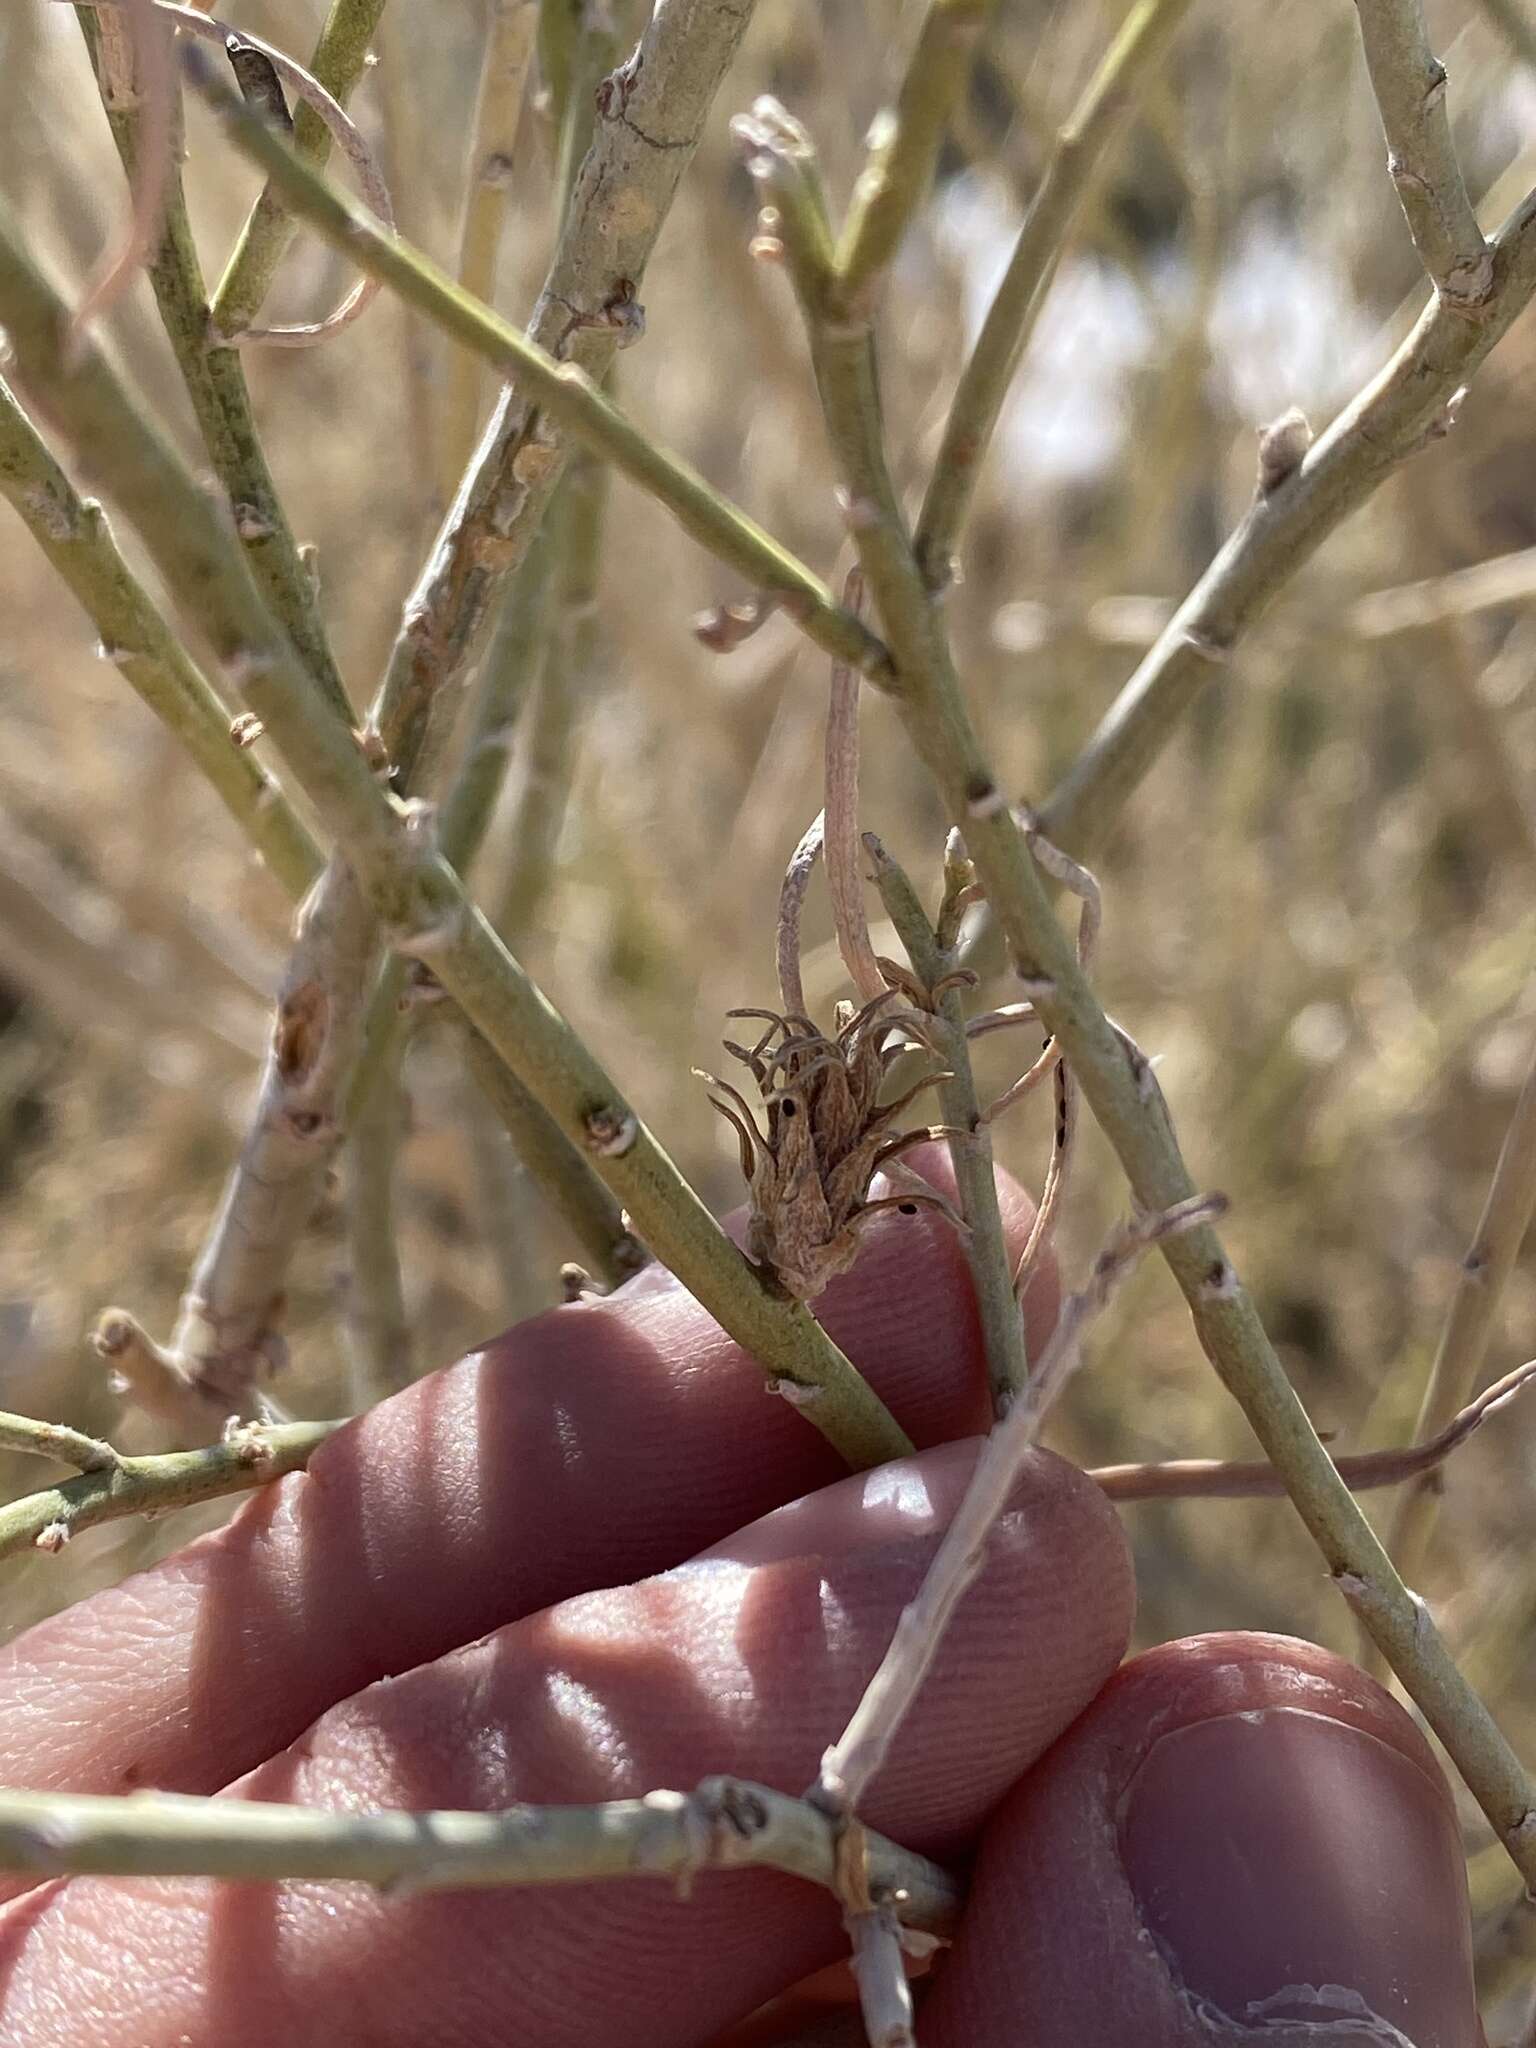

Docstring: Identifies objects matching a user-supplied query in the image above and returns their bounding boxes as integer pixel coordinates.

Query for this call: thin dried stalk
[121,0,397,349]
[0,1776,958,1934]
[211,0,390,341]
[1092,1356,1536,1501]
[777,813,827,1023]
[1347,544,1536,636]
[814,1198,1220,1814]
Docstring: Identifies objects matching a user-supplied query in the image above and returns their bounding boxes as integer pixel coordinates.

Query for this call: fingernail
[1118,1707,1480,2042]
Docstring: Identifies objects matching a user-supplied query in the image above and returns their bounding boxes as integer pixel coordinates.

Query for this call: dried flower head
[699,807,969,1297]
[699,990,961,1300]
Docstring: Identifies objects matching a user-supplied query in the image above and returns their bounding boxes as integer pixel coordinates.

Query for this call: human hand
[0,1157,1481,2045]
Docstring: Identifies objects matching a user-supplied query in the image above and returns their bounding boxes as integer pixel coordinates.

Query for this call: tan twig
[1090,1356,1536,1501]
[1004,816,1101,1305]
[777,813,826,1022]
[846,1899,917,2048]
[1346,545,1536,636]
[813,1196,1223,1815]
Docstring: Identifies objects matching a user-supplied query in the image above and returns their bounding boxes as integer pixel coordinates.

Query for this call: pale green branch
[761,76,1536,1885]
[0,1776,958,1934]
[866,835,1028,1416]
[180,43,892,685]
[76,7,354,730]
[833,0,994,316]
[1354,0,1492,305]
[460,1020,648,1293]
[1040,184,1536,862]
[914,0,1196,587]
[0,1419,336,1561]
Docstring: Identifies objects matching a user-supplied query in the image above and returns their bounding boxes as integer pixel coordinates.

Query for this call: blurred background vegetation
[2,0,1536,2024]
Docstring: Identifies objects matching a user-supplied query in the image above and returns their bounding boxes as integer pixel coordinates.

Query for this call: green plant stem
[0,1776,958,1932]
[460,1021,647,1290]
[832,0,995,315]
[441,527,558,884]
[1387,1038,1536,1589]
[1354,0,1492,304]
[494,462,600,937]
[0,376,321,901]
[868,838,1027,1414]
[182,45,891,685]
[77,11,353,729]
[777,119,1536,1880]
[914,0,1196,585]
[149,500,909,1468]
[0,1421,336,1560]
[211,0,390,339]
[1041,182,1536,861]
[0,1413,119,1473]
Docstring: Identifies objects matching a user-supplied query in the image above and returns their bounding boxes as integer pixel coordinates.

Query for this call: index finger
[0,1151,1052,1825]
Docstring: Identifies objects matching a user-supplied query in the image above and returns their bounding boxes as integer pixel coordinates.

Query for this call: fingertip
[922,1633,1482,2046]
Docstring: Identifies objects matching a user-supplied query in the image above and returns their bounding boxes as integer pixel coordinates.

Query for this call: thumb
[920,1632,1483,2046]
